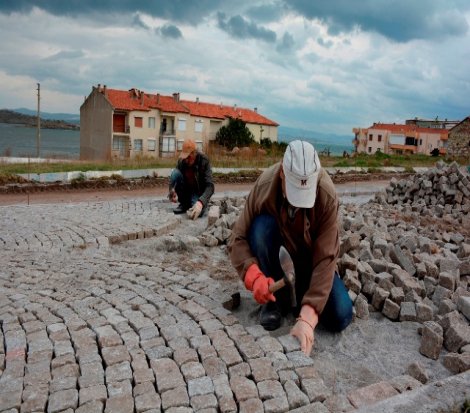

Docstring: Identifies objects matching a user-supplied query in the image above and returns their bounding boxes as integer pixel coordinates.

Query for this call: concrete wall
[80,89,113,161]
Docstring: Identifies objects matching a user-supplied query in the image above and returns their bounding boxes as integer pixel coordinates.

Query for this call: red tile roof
[101,88,278,126]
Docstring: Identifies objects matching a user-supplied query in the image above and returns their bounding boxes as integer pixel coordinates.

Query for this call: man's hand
[186,201,203,220]
[244,263,276,305]
[290,305,318,355]
[168,188,177,203]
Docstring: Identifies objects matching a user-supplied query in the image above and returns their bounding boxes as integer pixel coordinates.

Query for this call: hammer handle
[269,278,286,293]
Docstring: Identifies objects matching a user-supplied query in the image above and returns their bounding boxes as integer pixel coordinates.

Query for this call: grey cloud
[132,14,149,30]
[0,0,224,25]
[217,12,276,42]
[43,50,84,61]
[246,1,285,22]
[284,0,470,42]
[317,37,333,48]
[156,24,183,39]
[276,32,295,52]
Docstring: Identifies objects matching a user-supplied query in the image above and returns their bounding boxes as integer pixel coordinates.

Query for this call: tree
[215,117,255,150]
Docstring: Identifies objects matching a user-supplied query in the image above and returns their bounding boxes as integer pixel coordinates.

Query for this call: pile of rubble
[199,162,470,377]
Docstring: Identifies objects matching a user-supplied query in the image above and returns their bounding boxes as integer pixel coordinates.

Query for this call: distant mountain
[0,109,79,130]
[278,125,352,145]
[12,108,80,124]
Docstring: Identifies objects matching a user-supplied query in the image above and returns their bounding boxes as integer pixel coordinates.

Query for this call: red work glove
[244,263,276,305]
[290,305,318,355]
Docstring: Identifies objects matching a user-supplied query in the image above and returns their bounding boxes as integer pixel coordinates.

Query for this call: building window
[148,139,156,151]
[195,141,203,151]
[135,117,143,128]
[195,119,203,133]
[178,118,186,131]
[161,137,176,152]
[148,117,155,129]
[369,134,373,141]
[378,134,382,142]
[177,140,184,151]
[134,139,143,151]
[368,147,372,153]
[419,139,423,145]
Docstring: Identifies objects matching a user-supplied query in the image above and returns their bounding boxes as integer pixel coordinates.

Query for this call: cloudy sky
[0,0,469,136]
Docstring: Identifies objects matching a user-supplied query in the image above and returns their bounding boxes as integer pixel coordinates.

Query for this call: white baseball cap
[282,140,321,208]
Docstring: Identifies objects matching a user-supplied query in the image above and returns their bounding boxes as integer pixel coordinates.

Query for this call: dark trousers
[248,214,352,332]
[170,169,205,215]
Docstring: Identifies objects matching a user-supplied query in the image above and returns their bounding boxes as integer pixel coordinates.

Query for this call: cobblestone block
[107,380,132,398]
[444,322,470,352]
[347,380,398,408]
[442,352,470,374]
[202,356,228,378]
[419,321,443,360]
[0,390,22,411]
[48,389,79,413]
[104,395,134,413]
[95,325,123,347]
[249,357,278,382]
[79,384,107,404]
[188,376,214,397]
[101,344,131,366]
[257,379,285,400]
[105,361,133,383]
[458,296,470,320]
[230,376,258,402]
[161,386,190,410]
[238,398,263,413]
[173,347,199,366]
[76,400,104,413]
[21,384,48,413]
[286,351,314,368]
[135,389,161,413]
[190,393,218,410]
[382,298,400,320]
[256,336,284,354]
[181,361,206,380]
[300,377,330,403]
[407,361,429,384]
[133,367,155,384]
[229,361,251,377]
[151,358,185,392]
[50,376,77,392]
[399,302,417,321]
[277,335,301,353]
[218,345,243,366]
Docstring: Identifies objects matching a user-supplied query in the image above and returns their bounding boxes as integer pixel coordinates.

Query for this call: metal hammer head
[279,246,297,308]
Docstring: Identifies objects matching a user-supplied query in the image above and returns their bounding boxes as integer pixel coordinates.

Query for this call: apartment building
[80,85,279,161]
[447,116,470,158]
[352,123,448,155]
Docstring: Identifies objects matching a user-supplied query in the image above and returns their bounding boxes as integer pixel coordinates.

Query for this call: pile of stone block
[339,163,470,373]
[199,197,246,247]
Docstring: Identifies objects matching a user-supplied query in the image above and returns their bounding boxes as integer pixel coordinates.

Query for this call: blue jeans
[249,214,352,332]
[170,169,205,215]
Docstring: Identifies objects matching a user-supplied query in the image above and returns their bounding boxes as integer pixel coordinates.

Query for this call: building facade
[447,117,470,159]
[80,85,279,161]
[353,123,448,156]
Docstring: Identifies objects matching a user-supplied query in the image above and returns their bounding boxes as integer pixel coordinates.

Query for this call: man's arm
[197,155,214,207]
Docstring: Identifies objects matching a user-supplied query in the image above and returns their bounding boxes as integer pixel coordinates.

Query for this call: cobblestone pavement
[0,196,466,413]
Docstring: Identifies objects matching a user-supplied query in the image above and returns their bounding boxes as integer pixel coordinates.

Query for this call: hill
[0,109,79,130]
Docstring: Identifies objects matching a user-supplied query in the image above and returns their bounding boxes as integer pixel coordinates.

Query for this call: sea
[0,123,353,159]
[0,123,80,159]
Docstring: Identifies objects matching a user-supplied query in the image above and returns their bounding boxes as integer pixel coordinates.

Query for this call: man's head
[281,140,321,208]
[179,139,197,165]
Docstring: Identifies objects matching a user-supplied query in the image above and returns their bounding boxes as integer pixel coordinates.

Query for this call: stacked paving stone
[338,162,470,375]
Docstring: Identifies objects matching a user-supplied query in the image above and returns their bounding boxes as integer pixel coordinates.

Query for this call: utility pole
[36,83,41,158]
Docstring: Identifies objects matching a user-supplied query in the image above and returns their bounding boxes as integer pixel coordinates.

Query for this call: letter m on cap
[301,179,307,186]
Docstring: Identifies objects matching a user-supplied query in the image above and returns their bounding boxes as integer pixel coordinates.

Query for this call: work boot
[260,301,282,331]
[173,204,189,214]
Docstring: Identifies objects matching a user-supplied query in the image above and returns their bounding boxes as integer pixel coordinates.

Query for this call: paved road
[0,186,467,413]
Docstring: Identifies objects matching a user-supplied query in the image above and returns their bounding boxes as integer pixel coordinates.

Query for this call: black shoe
[260,301,282,331]
[173,204,188,214]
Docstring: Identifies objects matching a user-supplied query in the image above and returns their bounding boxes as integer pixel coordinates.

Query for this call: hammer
[268,246,297,308]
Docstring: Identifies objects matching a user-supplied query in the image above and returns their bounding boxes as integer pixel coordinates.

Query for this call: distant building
[447,116,470,159]
[405,117,460,130]
[80,85,279,161]
[352,123,448,155]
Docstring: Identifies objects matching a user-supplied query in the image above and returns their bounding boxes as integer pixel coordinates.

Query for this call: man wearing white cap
[229,140,352,355]
[168,139,214,218]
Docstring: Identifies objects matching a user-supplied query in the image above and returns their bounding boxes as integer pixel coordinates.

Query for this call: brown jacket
[228,162,339,314]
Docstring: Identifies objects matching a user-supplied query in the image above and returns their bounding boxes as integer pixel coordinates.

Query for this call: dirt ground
[0,172,411,206]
